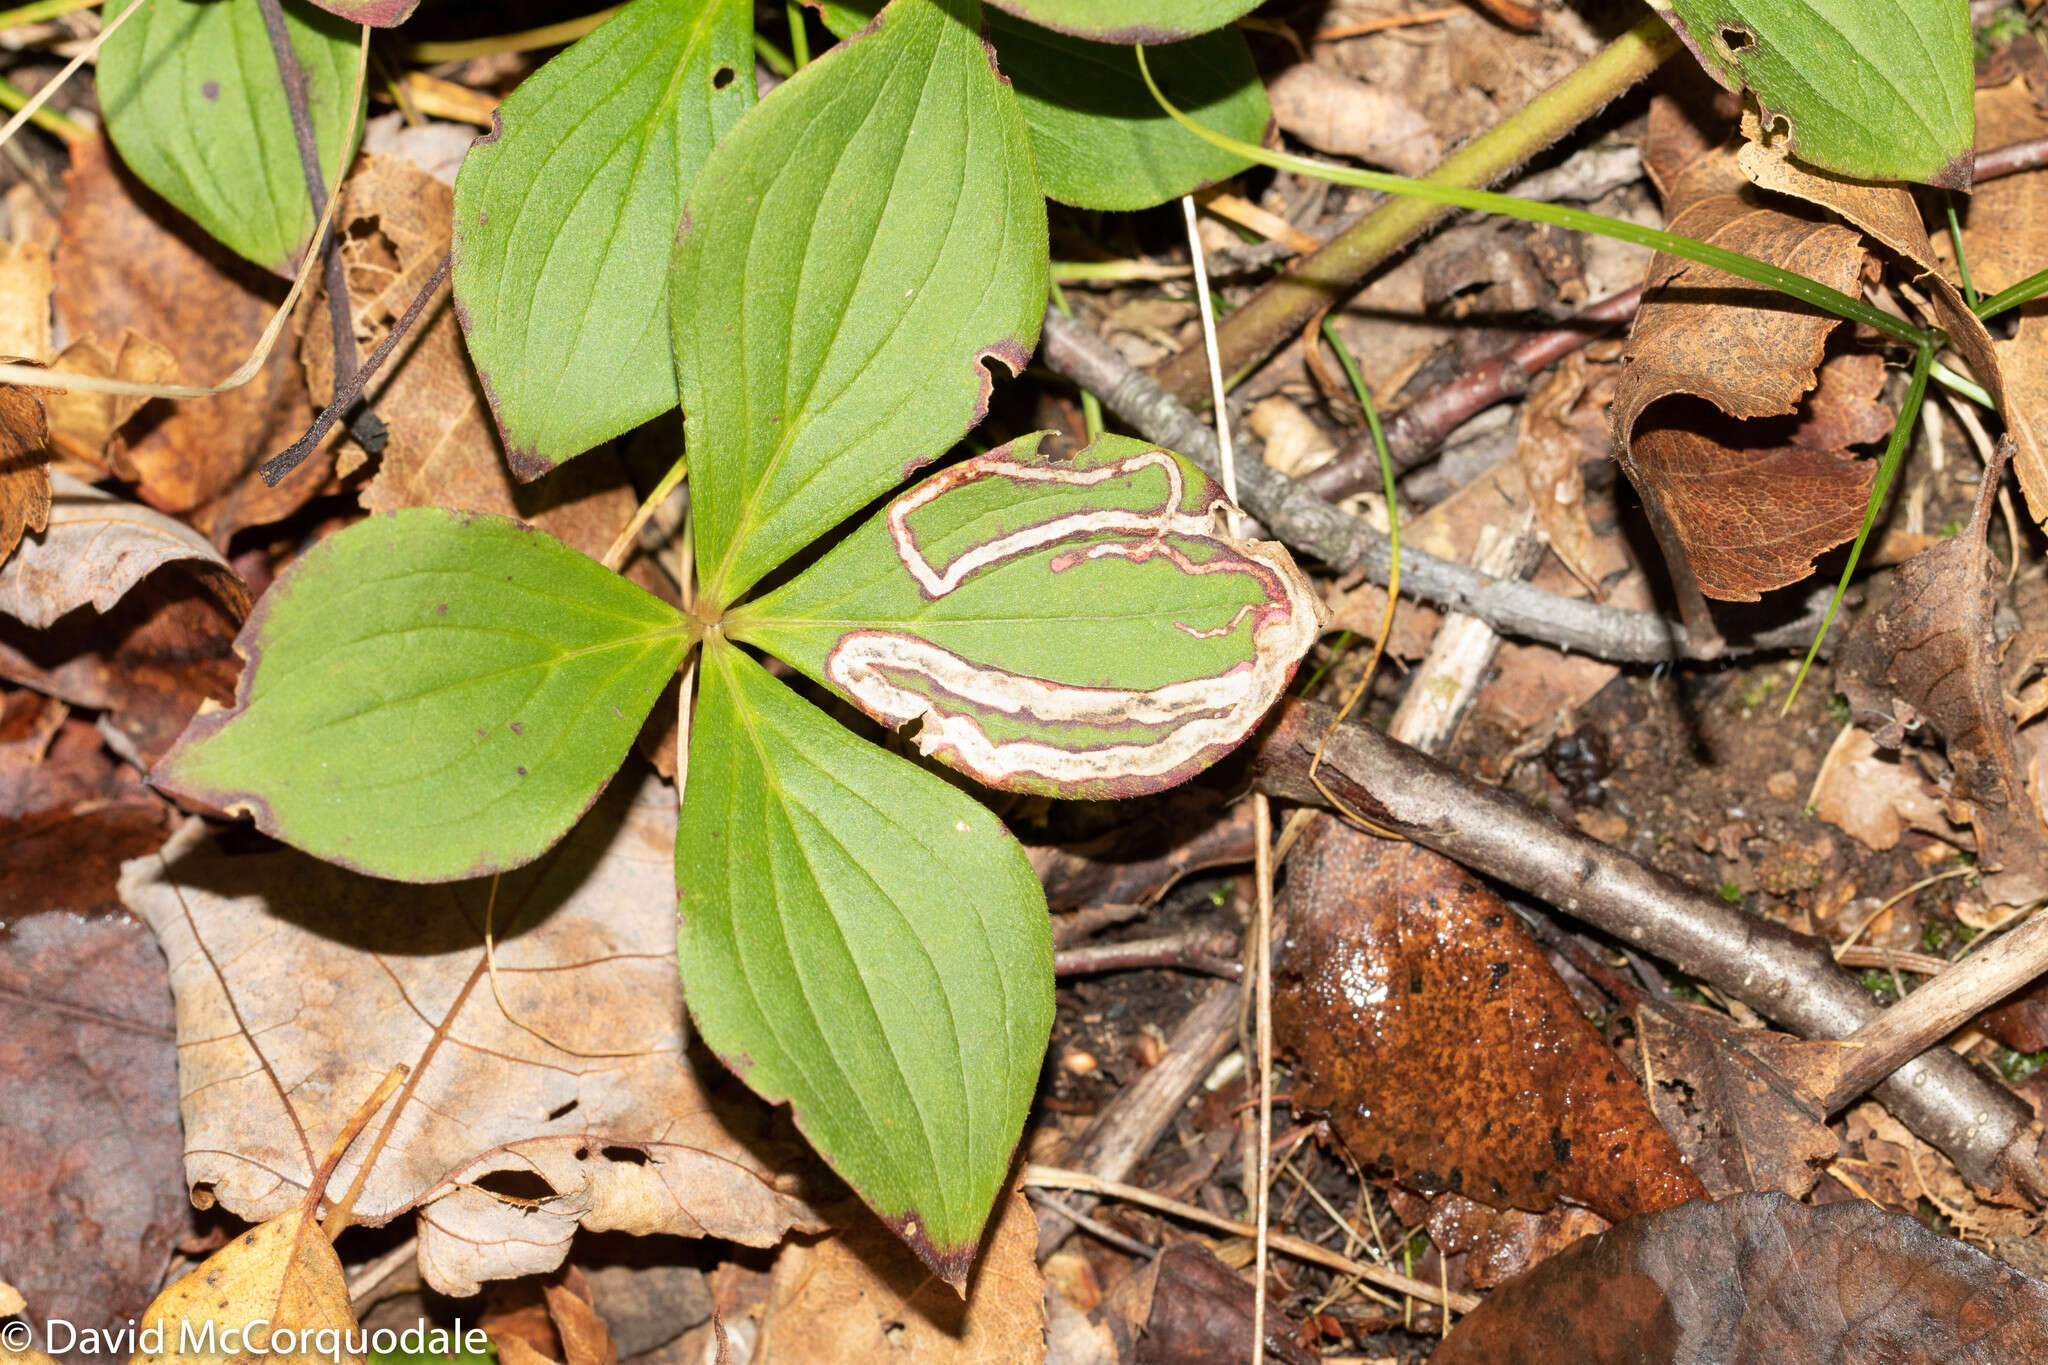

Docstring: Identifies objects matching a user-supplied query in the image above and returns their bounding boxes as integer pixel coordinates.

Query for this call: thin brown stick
[1023,1164,1482,1314]
[1054,931,1242,979]
[1314,6,1465,42]
[1250,700,2047,1197]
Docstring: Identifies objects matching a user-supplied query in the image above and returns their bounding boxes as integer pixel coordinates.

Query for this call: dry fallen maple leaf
[119,773,821,1299]
[753,1188,1044,1364]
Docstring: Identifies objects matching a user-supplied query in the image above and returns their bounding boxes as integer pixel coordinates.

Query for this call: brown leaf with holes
[1636,1002,1839,1199]
[1271,818,1705,1222]
[54,136,324,546]
[1836,445,2048,908]
[1610,138,1879,601]
[118,774,822,1300]
[753,1187,1043,1364]
[303,155,640,562]
[1433,1193,2048,1363]
[0,900,187,1355]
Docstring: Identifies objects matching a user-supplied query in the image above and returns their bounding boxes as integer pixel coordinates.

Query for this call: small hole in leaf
[547,1098,578,1121]
[1719,25,1754,53]
[712,65,735,89]
[474,1169,557,1202]
[575,1146,591,1161]
[601,1144,650,1165]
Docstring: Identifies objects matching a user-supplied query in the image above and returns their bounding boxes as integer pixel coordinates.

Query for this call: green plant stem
[1947,195,1979,310]
[1138,47,1934,353]
[0,0,95,30]
[1975,265,2048,322]
[0,70,82,143]
[1150,14,1684,405]
[1047,281,1103,440]
[1932,361,1993,409]
[753,30,796,78]
[786,0,811,68]
[1318,316,1396,556]
[1785,342,1935,708]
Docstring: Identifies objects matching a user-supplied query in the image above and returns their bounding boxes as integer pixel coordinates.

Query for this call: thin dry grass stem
[1314,6,1466,41]
[1833,867,1975,960]
[1183,190,1279,1365]
[1022,1165,1480,1313]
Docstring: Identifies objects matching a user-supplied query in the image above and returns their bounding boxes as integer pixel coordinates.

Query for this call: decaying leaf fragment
[1434,1193,2048,1363]
[132,1208,363,1365]
[1836,443,2048,908]
[1271,819,1705,1222]
[0,383,48,569]
[752,1189,1044,1365]
[119,775,821,1298]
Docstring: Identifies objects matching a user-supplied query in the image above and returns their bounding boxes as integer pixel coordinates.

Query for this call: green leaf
[1648,0,1972,186]
[988,11,1267,211]
[986,0,1261,42]
[304,0,416,22]
[452,0,755,477]
[677,641,1053,1285]
[153,510,686,882]
[98,0,363,273]
[670,0,1048,608]
[731,433,1323,799]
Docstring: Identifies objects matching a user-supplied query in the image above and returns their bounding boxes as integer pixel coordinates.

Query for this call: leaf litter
[11,5,2048,1363]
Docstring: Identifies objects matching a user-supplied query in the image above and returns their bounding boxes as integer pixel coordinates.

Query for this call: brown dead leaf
[1612,132,1882,601]
[118,774,821,1299]
[304,155,640,559]
[1271,819,1706,1222]
[0,238,53,364]
[41,330,181,475]
[1968,81,2048,533]
[753,1188,1043,1364]
[536,1270,618,1365]
[1433,1192,2048,1363]
[0,473,248,630]
[1425,1194,1609,1292]
[0,574,241,767]
[1087,1240,1320,1365]
[1836,447,2048,907]
[1266,62,1438,178]
[55,137,324,546]
[137,1207,364,1365]
[1637,1002,1839,1199]
[1811,724,1966,852]
[0,905,187,1356]
[0,384,49,568]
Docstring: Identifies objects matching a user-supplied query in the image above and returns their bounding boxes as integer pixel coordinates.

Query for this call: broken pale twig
[1817,909,2048,1112]
[1251,700,2046,1198]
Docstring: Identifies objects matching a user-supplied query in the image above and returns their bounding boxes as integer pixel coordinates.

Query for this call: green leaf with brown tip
[153,510,686,883]
[452,0,755,475]
[676,640,1053,1286]
[730,433,1323,799]
[1649,0,1972,186]
[670,0,1047,608]
[98,0,363,274]
[986,0,1261,42]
